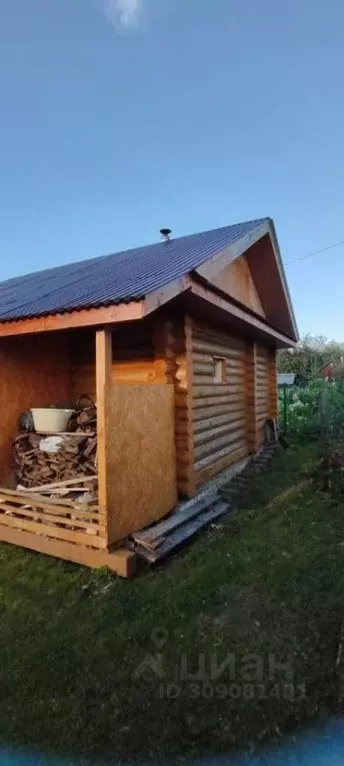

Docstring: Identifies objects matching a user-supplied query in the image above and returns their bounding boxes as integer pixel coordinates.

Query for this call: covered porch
[0,323,177,577]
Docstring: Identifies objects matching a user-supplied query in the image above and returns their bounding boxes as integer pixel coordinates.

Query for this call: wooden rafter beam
[0,302,144,337]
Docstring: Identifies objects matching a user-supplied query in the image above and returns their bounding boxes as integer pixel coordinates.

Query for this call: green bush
[279,379,344,440]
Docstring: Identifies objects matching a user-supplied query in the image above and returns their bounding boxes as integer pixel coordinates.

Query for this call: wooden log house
[0,218,298,576]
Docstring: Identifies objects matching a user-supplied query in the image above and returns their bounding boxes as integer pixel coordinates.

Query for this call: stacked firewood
[69,402,97,435]
[13,406,97,490]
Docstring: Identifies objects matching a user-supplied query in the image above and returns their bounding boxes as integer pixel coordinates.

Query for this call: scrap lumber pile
[13,407,98,491]
[131,496,229,563]
[132,445,279,565]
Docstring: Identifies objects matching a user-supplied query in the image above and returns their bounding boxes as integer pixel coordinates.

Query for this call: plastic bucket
[30,408,74,434]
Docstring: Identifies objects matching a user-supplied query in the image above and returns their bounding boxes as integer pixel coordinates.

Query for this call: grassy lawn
[1,441,344,763]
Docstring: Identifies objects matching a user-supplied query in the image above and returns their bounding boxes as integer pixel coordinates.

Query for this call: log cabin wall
[245,341,258,454]
[189,319,248,488]
[69,317,278,501]
[245,342,277,451]
[256,345,271,446]
[269,349,278,420]
[155,317,194,497]
[0,333,72,483]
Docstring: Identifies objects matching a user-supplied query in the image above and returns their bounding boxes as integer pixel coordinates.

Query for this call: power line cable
[284,239,344,266]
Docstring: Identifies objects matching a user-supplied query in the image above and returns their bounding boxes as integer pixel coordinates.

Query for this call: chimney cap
[160,228,172,241]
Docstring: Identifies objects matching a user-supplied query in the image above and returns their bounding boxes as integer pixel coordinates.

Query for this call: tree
[277,335,344,383]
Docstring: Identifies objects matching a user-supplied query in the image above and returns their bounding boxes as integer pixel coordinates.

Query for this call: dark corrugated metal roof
[0,218,267,322]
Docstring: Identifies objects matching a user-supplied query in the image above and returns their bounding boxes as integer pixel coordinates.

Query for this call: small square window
[213,357,227,384]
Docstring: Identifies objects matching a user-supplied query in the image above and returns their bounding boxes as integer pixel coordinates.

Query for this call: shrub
[279,379,344,440]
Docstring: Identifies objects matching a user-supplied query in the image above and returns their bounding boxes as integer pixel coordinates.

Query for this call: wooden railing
[0,488,106,549]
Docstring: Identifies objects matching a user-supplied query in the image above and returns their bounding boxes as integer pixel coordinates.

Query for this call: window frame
[213,356,227,384]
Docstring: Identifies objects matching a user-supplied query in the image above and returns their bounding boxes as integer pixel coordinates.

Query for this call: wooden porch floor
[0,487,136,578]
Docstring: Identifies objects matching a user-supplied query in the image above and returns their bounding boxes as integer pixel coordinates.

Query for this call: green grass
[1,442,344,762]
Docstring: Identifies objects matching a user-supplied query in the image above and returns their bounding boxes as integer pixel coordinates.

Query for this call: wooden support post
[269,349,278,420]
[96,329,112,543]
[246,341,258,454]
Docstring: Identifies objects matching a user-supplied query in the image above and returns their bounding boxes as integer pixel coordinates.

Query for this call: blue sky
[0,0,343,339]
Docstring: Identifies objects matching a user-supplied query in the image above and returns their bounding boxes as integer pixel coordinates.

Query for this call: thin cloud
[104,0,142,28]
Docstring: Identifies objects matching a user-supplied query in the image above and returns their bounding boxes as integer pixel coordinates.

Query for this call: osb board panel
[68,328,96,402]
[105,385,177,543]
[71,365,96,403]
[210,255,265,317]
[0,333,71,483]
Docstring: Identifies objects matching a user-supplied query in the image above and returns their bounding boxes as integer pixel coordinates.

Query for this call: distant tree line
[277,334,344,384]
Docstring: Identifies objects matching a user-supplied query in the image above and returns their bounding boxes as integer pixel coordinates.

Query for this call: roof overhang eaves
[193,219,298,343]
[266,218,299,342]
[0,220,298,345]
[0,300,145,337]
[187,277,297,348]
